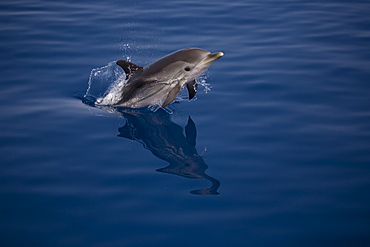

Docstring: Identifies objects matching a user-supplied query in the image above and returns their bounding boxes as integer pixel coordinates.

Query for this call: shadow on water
[77,93,220,195]
[116,108,220,195]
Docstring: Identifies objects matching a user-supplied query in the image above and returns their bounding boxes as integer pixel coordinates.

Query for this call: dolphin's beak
[199,52,224,67]
[208,52,224,61]
[212,52,224,59]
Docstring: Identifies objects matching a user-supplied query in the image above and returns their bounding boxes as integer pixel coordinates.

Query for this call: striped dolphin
[114,48,224,108]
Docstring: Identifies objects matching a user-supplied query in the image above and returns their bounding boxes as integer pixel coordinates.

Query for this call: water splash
[119,43,132,62]
[84,61,126,105]
[198,73,212,94]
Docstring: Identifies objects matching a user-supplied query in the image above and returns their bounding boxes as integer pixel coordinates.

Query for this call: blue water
[1,0,370,246]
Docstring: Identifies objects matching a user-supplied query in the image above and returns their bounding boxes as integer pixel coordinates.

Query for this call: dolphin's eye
[184,66,191,72]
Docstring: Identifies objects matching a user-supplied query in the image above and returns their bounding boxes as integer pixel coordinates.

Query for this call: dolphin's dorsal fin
[186,80,198,100]
[162,84,182,107]
[116,60,143,79]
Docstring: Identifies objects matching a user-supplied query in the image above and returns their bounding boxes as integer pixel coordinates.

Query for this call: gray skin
[114,48,224,108]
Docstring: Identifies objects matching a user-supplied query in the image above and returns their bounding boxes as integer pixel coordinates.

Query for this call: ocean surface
[1,0,370,246]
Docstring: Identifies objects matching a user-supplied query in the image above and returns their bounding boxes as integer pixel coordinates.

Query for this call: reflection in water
[116,108,220,195]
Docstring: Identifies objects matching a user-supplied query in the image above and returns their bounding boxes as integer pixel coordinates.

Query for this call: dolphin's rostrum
[114,48,224,108]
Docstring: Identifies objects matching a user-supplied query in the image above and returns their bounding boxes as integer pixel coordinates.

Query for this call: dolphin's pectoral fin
[186,80,198,100]
[162,84,182,107]
[116,60,143,79]
[185,117,197,147]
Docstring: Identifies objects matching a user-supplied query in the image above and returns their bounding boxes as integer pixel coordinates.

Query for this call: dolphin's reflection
[116,108,220,195]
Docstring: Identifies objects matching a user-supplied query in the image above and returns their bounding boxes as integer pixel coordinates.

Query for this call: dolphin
[114,48,224,108]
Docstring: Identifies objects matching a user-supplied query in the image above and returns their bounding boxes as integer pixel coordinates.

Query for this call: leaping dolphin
[114,48,224,108]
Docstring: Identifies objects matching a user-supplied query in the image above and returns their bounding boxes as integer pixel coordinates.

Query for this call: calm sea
[1,0,370,246]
